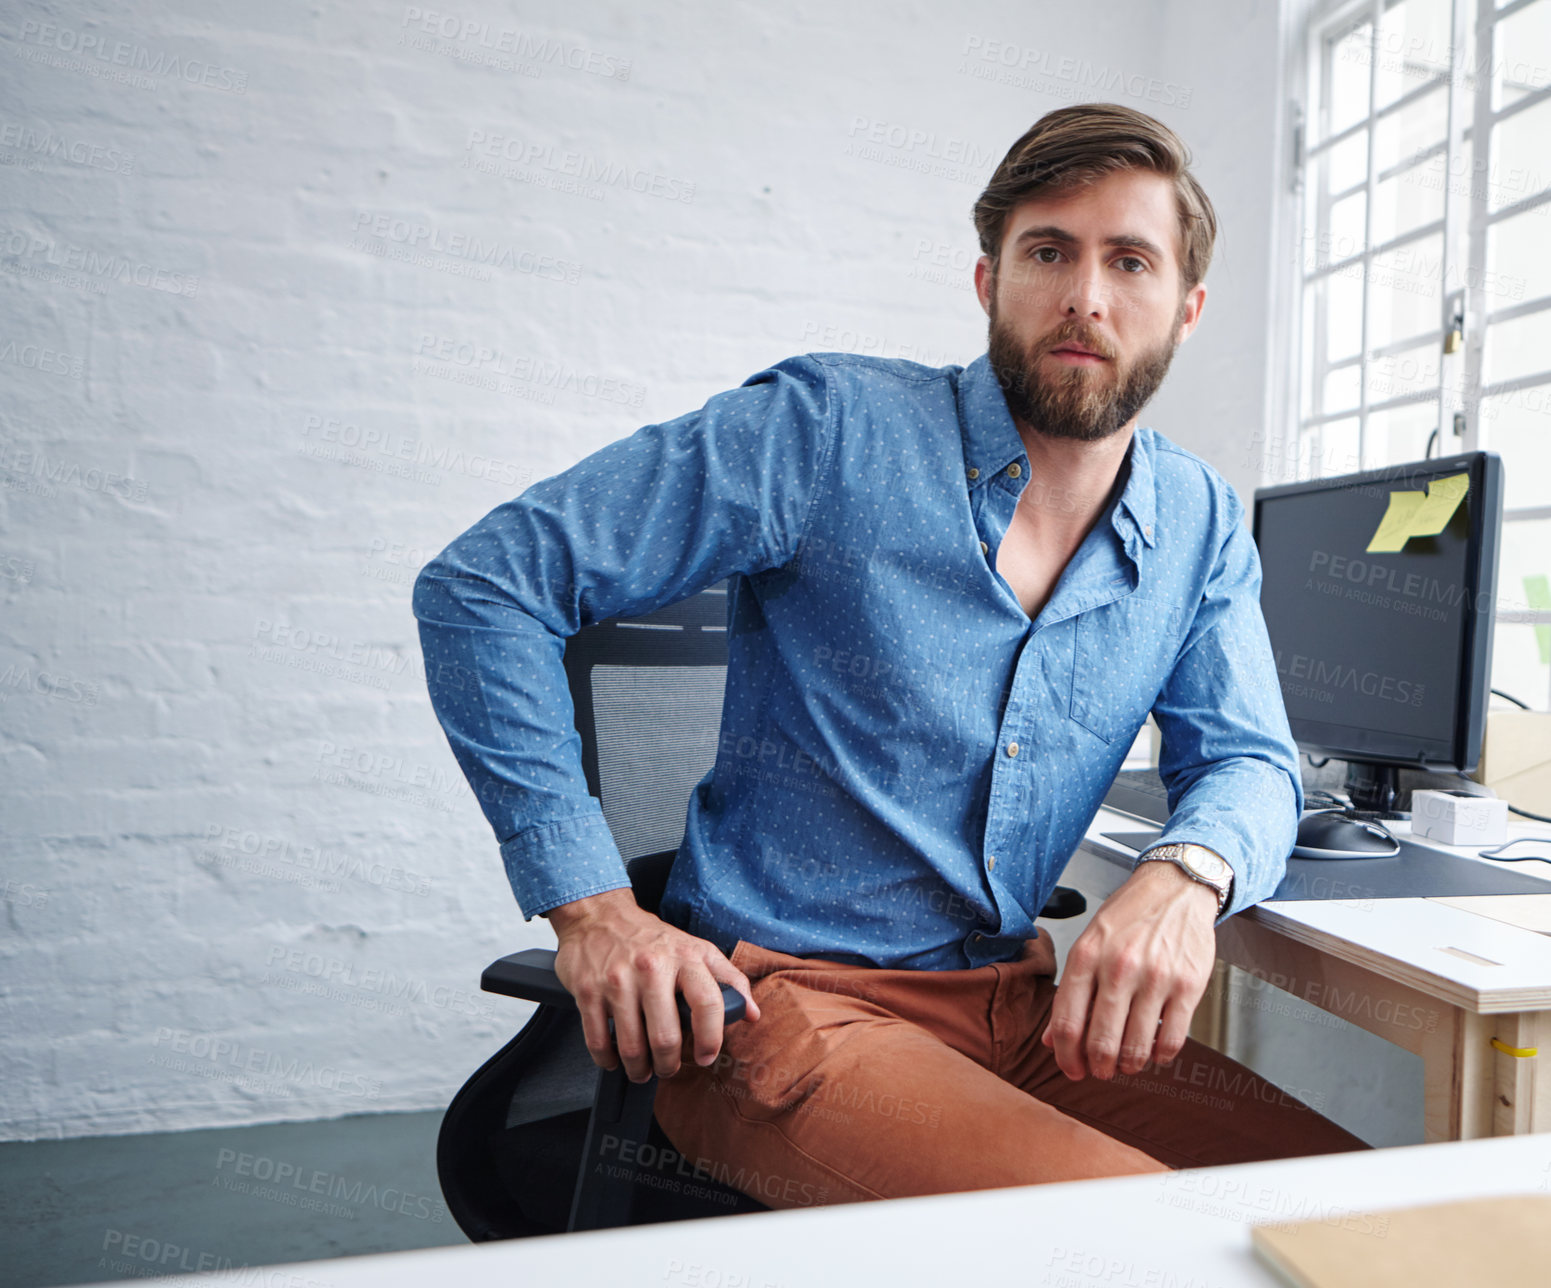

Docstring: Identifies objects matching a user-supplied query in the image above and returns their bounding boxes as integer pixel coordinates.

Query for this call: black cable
[1491,687,1532,709]
[1478,837,1551,861]
[1508,803,1551,824]
[1424,427,1439,459]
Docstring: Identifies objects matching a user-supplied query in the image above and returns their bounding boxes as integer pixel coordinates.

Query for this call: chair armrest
[481,947,748,1023]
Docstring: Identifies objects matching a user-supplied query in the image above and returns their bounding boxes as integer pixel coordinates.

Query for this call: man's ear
[974,255,994,319]
[1175,282,1206,345]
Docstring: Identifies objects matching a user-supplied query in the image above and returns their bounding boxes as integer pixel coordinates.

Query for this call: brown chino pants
[653,936,1368,1208]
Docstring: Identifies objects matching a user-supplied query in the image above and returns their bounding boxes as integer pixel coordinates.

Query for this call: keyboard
[1102,767,1171,824]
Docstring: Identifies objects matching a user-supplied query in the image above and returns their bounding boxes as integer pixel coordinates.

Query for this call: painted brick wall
[0,0,1288,1139]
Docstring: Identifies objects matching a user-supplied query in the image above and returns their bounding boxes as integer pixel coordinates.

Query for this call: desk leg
[1421,1008,1495,1143]
[1489,1011,1551,1136]
[1188,959,1232,1053]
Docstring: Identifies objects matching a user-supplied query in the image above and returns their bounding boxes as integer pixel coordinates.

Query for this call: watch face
[1191,850,1228,881]
[1186,850,1232,884]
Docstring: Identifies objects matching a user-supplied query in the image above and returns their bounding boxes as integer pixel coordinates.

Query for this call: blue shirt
[413,352,1302,970]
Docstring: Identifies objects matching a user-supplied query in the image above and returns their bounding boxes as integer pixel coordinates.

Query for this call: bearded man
[414,102,1367,1207]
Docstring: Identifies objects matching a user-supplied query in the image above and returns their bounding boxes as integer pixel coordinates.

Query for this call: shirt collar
[958,353,1158,549]
[957,354,1027,489]
[1116,429,1158,548]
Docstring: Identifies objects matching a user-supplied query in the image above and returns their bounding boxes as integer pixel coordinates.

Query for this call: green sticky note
[1526,574,1551,666]
[1366,472,1469,554]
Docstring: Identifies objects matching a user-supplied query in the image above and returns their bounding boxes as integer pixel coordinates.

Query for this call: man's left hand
[1040,861,1218,1080]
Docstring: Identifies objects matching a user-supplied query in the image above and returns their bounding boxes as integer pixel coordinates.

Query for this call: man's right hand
[547,887,761,1083]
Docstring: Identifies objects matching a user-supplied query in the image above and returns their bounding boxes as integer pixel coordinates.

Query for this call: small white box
[1410,789,1509,846]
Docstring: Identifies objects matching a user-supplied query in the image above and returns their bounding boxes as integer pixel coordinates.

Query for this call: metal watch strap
[1138,842,1232,915]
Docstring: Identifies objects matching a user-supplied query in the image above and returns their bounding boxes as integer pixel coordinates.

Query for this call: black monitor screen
[1252,452,1501,773]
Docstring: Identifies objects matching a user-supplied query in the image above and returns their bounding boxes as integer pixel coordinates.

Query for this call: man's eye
[1117,256,1147,273]
[1031,247,1061,263]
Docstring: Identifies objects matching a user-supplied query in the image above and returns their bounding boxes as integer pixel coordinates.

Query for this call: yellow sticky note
[1366,472,1469,553]
[1366,491,1428,553]
[1408,472,1468,536]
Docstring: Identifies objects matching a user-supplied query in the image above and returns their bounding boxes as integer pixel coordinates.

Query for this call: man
[414,102,1366,1207]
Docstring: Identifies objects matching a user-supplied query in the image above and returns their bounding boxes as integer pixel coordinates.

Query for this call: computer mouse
[1291,810,1401,859]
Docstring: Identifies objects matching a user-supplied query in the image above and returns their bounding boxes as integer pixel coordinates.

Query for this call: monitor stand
[1345,761,1408,820]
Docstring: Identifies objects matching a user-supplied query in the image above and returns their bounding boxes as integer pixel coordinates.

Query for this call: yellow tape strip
[1490,1037,1538,1058]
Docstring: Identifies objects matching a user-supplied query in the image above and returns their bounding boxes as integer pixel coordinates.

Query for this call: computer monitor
[1252,451,1503,816]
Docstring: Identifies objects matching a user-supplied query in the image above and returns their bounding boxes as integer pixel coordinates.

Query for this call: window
[1292,0,1551,707]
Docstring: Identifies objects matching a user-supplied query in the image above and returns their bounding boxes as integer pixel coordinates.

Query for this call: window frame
[1282,0,1551,700]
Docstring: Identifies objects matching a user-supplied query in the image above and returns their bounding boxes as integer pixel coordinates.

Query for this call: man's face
[975,168,1206,444]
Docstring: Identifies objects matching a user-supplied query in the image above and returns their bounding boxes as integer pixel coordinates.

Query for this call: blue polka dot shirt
[413,352,1302,970]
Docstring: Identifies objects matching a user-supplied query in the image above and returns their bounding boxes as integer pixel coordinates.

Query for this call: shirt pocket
[1069,596,1191,744]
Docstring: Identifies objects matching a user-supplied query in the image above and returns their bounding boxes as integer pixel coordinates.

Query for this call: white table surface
[1082,809,1551,1011]
[87,1133,1551,1288]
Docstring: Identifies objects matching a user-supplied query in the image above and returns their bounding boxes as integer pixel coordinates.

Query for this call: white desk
[1070,810,1551,1141]
[89,1133,1551,1288]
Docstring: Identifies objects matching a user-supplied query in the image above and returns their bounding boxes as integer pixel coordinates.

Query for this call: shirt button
[1145,524,1153,539]
[971,933,984,943]
[987,855,997,872]
[967,466,980,480]
[979,540,989,554]
[1006,742,1020,757]
[1007,463,1021,478]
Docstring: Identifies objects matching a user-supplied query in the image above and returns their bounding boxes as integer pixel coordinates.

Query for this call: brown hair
[972,102,1216,294]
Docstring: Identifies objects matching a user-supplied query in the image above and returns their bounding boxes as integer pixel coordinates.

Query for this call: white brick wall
[0,0,1289,1139]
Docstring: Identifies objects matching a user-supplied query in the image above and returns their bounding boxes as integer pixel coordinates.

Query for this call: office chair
[436,582,1089,1240]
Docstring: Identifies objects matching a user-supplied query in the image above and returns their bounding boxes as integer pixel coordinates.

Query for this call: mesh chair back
[563,585,729,863]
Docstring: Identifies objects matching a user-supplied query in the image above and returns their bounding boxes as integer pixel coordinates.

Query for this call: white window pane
[1368,341,1441,404]
[1486,205,1549,311]
[1493,520,1551,711]
[1489,91,1551,213]
[1366,400,1439,463]
[1303,207,1363,273]
[1496,523,1551,615]
[1485,307,1551,385]
[1319,417,1363,476]
[1296,429,1320,482]
[1481,380,1551,507]
[1328,270,1365,362]
[1329,190,1368,258]
[1375,0,1453,110]
[1404,133,1473,233]
[1373,83,1447,172]
[1324,363,1362,413]
[1329,22,1374,137]
[1493,0,1551,112]
[1327,129,1369,194]
[1490,622,1549,714]
[1372,157,1446,244]
[1368,232,1444,349]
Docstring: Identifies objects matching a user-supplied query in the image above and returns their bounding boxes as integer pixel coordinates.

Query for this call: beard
[987,291,1184,444]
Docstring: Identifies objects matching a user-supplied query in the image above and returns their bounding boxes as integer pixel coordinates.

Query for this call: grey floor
[0,1110,465,1288]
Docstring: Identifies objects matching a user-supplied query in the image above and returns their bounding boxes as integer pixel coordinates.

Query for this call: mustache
[1038,323,1114,361]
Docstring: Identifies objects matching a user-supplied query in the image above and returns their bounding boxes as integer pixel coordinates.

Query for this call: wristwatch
[1136,842,1234,916]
